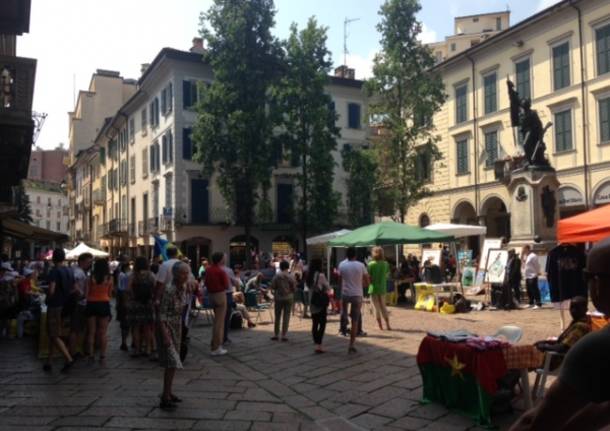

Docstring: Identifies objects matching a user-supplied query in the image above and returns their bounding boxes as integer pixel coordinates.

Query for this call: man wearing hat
[510,238,610,430]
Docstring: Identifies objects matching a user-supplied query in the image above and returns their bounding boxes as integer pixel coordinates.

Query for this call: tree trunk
[301,150,308,256]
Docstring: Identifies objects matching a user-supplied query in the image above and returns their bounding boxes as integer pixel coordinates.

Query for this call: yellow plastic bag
[440,303,456,314]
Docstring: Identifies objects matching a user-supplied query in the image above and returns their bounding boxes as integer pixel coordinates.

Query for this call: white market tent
[65,242,109,260]
[424,223,487,238]
[306,229,353,246]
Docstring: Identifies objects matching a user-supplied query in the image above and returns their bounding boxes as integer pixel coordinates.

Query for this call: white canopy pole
[326,246,332,282]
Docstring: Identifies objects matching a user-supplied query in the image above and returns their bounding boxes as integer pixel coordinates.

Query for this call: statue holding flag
[507,78,551,168]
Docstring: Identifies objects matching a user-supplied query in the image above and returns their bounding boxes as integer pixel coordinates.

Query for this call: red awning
[557,204,610,244]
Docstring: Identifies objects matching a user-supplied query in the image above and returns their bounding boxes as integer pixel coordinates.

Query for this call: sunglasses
[583,270,610,282]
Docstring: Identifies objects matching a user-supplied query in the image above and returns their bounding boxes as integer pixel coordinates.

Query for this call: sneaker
[532,305,540,310]
[211,347,228,356]
[223,339,232,346]
[357,331,367,337]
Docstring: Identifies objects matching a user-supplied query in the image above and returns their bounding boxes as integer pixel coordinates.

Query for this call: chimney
[334,65,355,80]
[190,37,205,54]
[140,63,150,75]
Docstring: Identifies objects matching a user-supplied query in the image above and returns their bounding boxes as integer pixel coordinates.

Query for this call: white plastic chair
[532,351,564,400]
[493,325,523,344]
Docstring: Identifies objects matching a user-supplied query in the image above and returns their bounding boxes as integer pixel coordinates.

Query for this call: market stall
[65,242,109,260]
[328,221,455,301]
[557,203,610,243]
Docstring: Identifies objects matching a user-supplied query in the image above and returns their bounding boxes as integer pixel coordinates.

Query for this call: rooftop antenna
[343,17,360,67]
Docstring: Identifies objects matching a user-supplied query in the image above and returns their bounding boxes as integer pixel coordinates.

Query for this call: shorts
[47,306,63,338]
[86,302,111,318]
[70,304,87,331]
[342,295,362,322]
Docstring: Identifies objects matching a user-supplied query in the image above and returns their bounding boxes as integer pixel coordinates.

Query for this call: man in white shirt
[522,245,542,309]
[338,247,370,354]
[69,252,92,358]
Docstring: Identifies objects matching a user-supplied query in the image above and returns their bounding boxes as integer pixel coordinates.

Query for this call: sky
[19,0,560,150]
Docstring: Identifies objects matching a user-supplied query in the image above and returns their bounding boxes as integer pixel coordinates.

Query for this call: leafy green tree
[342,147,376,227]
[14,183,32,224]
[193,0,284,264]
[275,18,340,249]
[366,0,446,223]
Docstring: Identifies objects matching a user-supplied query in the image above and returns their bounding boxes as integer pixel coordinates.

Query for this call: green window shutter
[516,59,531,100]
[484,74,497,114]
[596,25,610,76]
[600,98,610,143]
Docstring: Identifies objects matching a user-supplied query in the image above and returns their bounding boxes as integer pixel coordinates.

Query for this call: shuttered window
[553,42,570,90]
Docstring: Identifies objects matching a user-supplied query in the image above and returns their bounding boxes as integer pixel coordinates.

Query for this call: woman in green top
[368,246,391,330]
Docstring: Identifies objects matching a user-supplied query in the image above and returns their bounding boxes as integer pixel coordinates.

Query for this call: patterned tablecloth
[502,344,545,370]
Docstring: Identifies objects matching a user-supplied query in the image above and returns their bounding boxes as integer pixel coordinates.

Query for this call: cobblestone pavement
[0,302,563,431]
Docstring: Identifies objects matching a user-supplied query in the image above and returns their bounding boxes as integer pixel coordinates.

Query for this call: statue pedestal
[507,167,560,253]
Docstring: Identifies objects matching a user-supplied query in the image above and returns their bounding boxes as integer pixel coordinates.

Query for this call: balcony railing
[128,223,137,238]
[146,217,159,235]
[108,218,127,235]
[138,220,146,237]
[92,189,105,205]
[160,215,173,232]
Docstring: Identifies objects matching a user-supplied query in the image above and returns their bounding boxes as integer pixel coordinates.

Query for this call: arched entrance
[481,196,510,240]
[229,234,259,268]
[419,213,430,227]
[452,201,480,257]
[593,180,610,208]
[181,237,211,274]
[558,186,586,219]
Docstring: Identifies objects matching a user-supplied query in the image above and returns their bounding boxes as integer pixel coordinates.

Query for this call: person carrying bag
[308,259,330,354]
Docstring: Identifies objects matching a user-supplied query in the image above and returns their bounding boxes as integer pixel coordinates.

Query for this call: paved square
[0,303,561,430]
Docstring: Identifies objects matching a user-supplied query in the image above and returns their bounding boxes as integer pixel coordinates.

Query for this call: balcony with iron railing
[146,217,159,235]
[128,222,137,238]
[160,214,173,232]
[92,189,105,205]
[108,218,127,235]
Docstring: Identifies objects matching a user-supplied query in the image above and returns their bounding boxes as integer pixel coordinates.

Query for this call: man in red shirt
[205,252,228,356]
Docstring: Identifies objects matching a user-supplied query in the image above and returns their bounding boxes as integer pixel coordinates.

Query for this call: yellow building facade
[408,0,610,256]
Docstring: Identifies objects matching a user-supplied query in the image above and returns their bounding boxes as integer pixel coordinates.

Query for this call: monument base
[507,167,560,254]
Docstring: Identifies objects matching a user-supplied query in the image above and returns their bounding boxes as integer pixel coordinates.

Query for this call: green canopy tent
[327,221,455,280]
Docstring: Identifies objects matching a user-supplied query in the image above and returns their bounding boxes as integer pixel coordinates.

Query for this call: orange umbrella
[557,204,610,243]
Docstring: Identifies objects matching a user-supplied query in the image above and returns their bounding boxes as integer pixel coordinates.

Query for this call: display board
[485,249,509,283]
[478,238,503,273]
[421,249,442,267]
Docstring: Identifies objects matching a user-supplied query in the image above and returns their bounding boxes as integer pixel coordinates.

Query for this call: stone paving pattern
[0,303,563,431]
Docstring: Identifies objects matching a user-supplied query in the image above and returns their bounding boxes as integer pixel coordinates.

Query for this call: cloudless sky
[19,0,558,150]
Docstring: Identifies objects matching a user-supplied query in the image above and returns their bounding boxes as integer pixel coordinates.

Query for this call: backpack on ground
[230,311,243,329]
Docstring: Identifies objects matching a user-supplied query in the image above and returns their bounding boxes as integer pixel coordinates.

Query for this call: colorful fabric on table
[417,335,508,425]
[502,345,544,370]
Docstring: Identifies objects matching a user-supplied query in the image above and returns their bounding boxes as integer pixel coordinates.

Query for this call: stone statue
[507,78,551,168]
[541,185,556,228]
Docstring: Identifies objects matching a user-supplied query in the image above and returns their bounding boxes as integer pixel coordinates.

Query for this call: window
[554,110,572,152]
[120,160,128,186]
[183,128,193,160]
[142,148,148,178]
[183,80,198,109]
[129,118,135,142]
[130,154,136,184]
[483,73,497,114]
[456,139,468,174]
[161,87,167,114]
[57,211,61,219]
[553,42,570,90]
[347,103,361,129]
[450,43,456,52]
[596,23,610,76]
[167,83,173,113]
[167,129,173,163]
[165,174,173,210]
[516,58,531,100]
[36,196,40,204]
[141,108,147,134]
[415,149,431,182]
[150,144,156,173]
[162,135,168,164]
[599,97,610,143]
[56,222,61,232]
[455,84,467,124]
[473,17,478,22]
[484,131,498,168]
[496,17,502,31]
[48,197,51,205]
[155,141,160,171]
[150,99,160,128]
[46,221,50,230]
